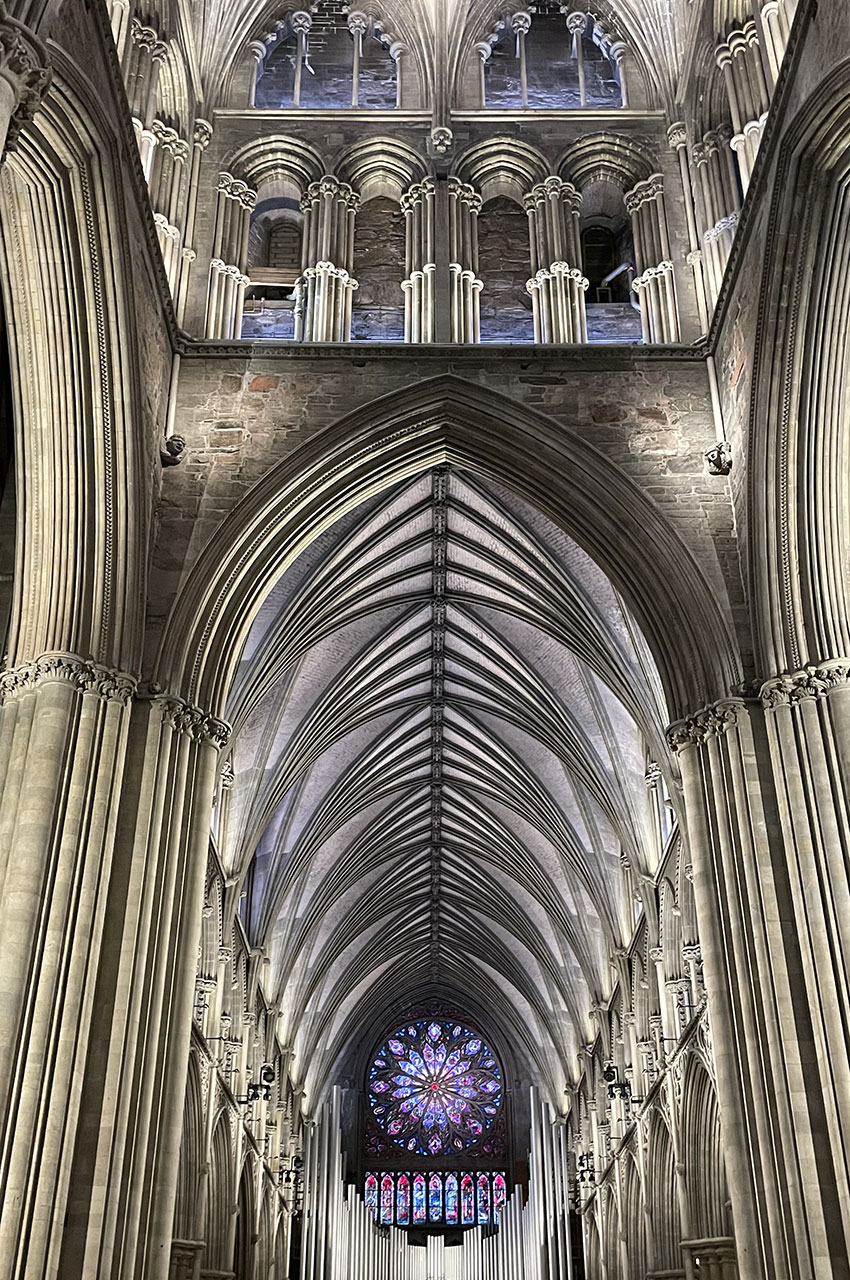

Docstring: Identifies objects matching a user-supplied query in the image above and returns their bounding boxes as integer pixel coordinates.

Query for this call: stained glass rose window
[368,1019,502,1155]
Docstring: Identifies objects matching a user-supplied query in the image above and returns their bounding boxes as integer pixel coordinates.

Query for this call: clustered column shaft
[205,172,256,340]
[295,176,359,343]
[668,122,711,333]
[625,173,681,344]
[525,176,588,343]
[125,19,168,180]
[175,118,212,326]
[401,178,436,342]
[716,19,771,195]
[692,127,740,306]
[447,177,482,343]
[149,123,189,293]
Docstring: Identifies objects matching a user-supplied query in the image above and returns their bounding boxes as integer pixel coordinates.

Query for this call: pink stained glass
[397,1173,410,1225]
[380,1173,393,1224]
[413,1173,426,1223]
[461,1174,474,1225]
[494,1172,507,1223]
[365,1173,378,1221]
[368,1019,502,1155]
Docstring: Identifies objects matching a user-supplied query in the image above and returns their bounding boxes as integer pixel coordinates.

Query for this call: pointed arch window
[412,1173,427,1222]
[397,1173,410,1224]
[461,1175,475,1225]
[445,1173,459,1224]
[380,1173,393,1224]
[365,1173,378,1220]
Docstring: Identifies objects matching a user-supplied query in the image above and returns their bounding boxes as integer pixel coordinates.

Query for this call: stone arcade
[0,1,848,1279]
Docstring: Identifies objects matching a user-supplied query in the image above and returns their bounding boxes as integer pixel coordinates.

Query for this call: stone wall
[352,196,406,341]
[149,348,747,670]
[478,197,535,343]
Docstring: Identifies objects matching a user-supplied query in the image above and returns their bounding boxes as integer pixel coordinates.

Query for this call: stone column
[401,177,436,342]
[205,172,256,340]
[626,173,681,343]
[668,122,710,334]
[389,41,405,108]
[0,655,136,1276]
[524,175,588,344]
[512,10,532,106]
[108,0,132,61]
[175,117,212,328]
[758,661,850,1273]
[447,178,482,342]
[475,40,492,107]
[760,0,792,81]
[566,11,588,106]
[55,693,231,1280]
[291,11,312,108]
[247,38,266,107]
[295,175,359,343]
[716,20,771,197]
[0,8,50,159]
[668,695,850,1280]
[608,38,629,107]
[692,130,740,307]
[149,125,189,294]
[126,21,168,180]
[348,11,368,107]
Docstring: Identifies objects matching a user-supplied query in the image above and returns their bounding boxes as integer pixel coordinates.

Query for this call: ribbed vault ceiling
[181,0,693,109]
[222,468,670,1110]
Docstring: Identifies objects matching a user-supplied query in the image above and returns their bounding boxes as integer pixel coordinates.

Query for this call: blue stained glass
[413,1173,426,1222]
[429,1173,442,1221]
[381,1174,394,1224]
[368,1019,502,1155]
[365,1174,378,1221]
[445,1173,459,1224]
[477,1174,490,1224]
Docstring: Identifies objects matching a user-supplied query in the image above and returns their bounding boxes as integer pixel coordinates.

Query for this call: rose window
[368,1019,502,1155]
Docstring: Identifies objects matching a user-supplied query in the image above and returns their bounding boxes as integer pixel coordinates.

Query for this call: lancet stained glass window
[365,1171,506,1227]
[369,1019,502,1155]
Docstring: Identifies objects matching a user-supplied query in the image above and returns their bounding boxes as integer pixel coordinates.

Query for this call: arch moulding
[154,376,741,720]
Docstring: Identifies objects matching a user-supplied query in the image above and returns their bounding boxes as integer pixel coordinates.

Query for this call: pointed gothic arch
[155,376,740,721]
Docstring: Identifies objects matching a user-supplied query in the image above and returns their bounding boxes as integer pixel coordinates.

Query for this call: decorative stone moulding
[429,125,453,155]
[0,4,51,154]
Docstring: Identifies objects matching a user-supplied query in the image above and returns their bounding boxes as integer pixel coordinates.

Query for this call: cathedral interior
[0,0,849,1278]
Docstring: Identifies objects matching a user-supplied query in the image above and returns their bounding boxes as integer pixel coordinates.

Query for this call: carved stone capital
[666,698,747,750]
[760,659,850,709]
[0,6,51,154]
[667,121,688,151]
[0,653,137,704]
[194,118,213,150]
[146,692,232,748]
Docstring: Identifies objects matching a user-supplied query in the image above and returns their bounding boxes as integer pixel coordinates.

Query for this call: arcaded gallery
[0,0,847,1278]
